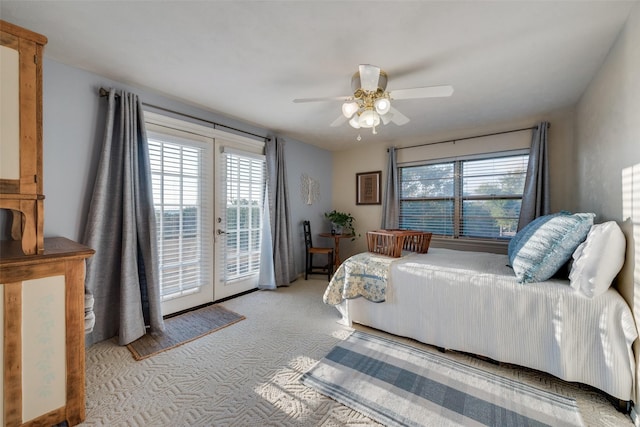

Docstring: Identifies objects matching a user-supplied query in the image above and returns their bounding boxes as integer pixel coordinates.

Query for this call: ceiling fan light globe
[342,102,359,118]
[374,98,391,115]
[349,116,361,129]
[359,109,380,128]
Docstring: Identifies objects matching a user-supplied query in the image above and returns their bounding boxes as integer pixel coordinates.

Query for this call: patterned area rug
[127,304,245,360]
[302,331,584,427]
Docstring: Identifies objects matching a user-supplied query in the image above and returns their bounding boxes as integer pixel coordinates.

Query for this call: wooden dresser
[1,20,95,426]
[0,20,47,255]
[1,238,94,426]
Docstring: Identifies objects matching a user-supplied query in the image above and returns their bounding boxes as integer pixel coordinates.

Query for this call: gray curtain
[518,122,551,230]
[84,89,164,346]
[381,147,399,229]
[258,182,276,289]
[265,137,295,286]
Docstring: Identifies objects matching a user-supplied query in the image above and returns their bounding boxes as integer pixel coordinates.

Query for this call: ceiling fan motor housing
[351,69,388,95]
[345,68,393,130]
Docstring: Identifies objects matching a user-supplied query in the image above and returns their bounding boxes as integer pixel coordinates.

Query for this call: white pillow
[569,221,626,298]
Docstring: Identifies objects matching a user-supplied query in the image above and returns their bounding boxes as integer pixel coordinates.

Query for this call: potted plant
[324,210,356,236]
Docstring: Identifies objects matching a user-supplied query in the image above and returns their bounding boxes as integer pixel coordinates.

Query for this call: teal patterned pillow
[508,211,569,266]
[511,212,595,283]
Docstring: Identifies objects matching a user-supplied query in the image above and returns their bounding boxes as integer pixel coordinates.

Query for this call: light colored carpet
[82,279,632,426]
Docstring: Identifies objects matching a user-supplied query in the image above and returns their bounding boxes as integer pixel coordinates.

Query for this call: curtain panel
[265,137,295,286]
[258,182,276,289]
[381,147,399,229]
[84,89,164,346]
[518,122,551,230]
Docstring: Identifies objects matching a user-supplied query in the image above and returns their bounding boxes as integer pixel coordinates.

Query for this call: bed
[323,218,638,403]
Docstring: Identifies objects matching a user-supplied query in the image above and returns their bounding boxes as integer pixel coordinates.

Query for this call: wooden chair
[303,220,334,280]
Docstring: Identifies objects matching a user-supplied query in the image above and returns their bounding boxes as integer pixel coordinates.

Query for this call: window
[399,152,529,240]
[147,130,213,301]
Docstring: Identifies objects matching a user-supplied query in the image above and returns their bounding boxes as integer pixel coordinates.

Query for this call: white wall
[42,59,105,241]
[331,138,388,257]
[574,2,640,408]
[575,3,640,222]
[284,139,333,275]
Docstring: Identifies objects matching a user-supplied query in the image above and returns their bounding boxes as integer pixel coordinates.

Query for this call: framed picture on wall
[356,171,381,205]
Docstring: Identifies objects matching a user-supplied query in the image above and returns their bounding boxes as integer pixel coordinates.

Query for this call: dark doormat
[127,304,245,360]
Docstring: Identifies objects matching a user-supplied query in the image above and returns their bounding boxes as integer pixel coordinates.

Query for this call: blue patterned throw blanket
[323,252,400,305]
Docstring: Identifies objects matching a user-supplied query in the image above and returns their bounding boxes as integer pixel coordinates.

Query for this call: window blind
[399,153,528,239]
[461,155,528,238]
[218,150,265,283]
[148,133,212,301]
[399,162,455,235]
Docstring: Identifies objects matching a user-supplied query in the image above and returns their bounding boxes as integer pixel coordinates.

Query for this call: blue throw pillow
[511,212,595,284]
[508,211,569,266]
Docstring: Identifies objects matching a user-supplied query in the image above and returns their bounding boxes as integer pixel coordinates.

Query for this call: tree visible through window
[399,153,528,239]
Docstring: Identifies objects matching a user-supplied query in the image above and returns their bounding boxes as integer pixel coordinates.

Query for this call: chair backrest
[303,220,313,248]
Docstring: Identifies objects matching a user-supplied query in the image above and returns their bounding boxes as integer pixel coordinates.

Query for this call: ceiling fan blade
[389,106,410,126]
[380,113,393,125]
[330,115,348,127]
[359,64,381,92]
[389,85,454,100]
[293,95,350,103]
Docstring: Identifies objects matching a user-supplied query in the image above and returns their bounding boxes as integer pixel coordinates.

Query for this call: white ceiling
[1,1,636,151]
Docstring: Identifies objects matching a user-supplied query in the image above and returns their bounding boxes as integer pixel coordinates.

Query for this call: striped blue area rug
[301,331,584,427]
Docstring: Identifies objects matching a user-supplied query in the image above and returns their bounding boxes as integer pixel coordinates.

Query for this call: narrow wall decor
[301,173,320,205]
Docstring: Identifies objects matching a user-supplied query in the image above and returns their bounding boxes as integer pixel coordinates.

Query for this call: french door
[147,124,214,315]
[145,112,266,313]
[213,140,266,300]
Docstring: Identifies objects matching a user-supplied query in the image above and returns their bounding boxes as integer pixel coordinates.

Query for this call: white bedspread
[340,248,638,401]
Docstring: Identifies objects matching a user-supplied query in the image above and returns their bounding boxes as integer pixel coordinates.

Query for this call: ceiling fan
[293,64,454,134]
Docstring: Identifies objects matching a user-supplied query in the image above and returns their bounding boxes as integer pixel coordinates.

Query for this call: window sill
[430,237,508,255]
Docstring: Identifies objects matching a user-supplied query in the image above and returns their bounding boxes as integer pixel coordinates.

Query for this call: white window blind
[400,162,455,235]
[461,155,529,238]
[399,153,528,240]
[219,149,265,282]
[148,132,212,301]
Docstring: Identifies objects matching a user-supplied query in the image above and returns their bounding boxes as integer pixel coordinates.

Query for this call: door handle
[216,229,226,235]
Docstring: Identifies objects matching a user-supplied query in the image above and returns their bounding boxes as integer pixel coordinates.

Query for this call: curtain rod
[98,87,270,142]
[389,123,550,152]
